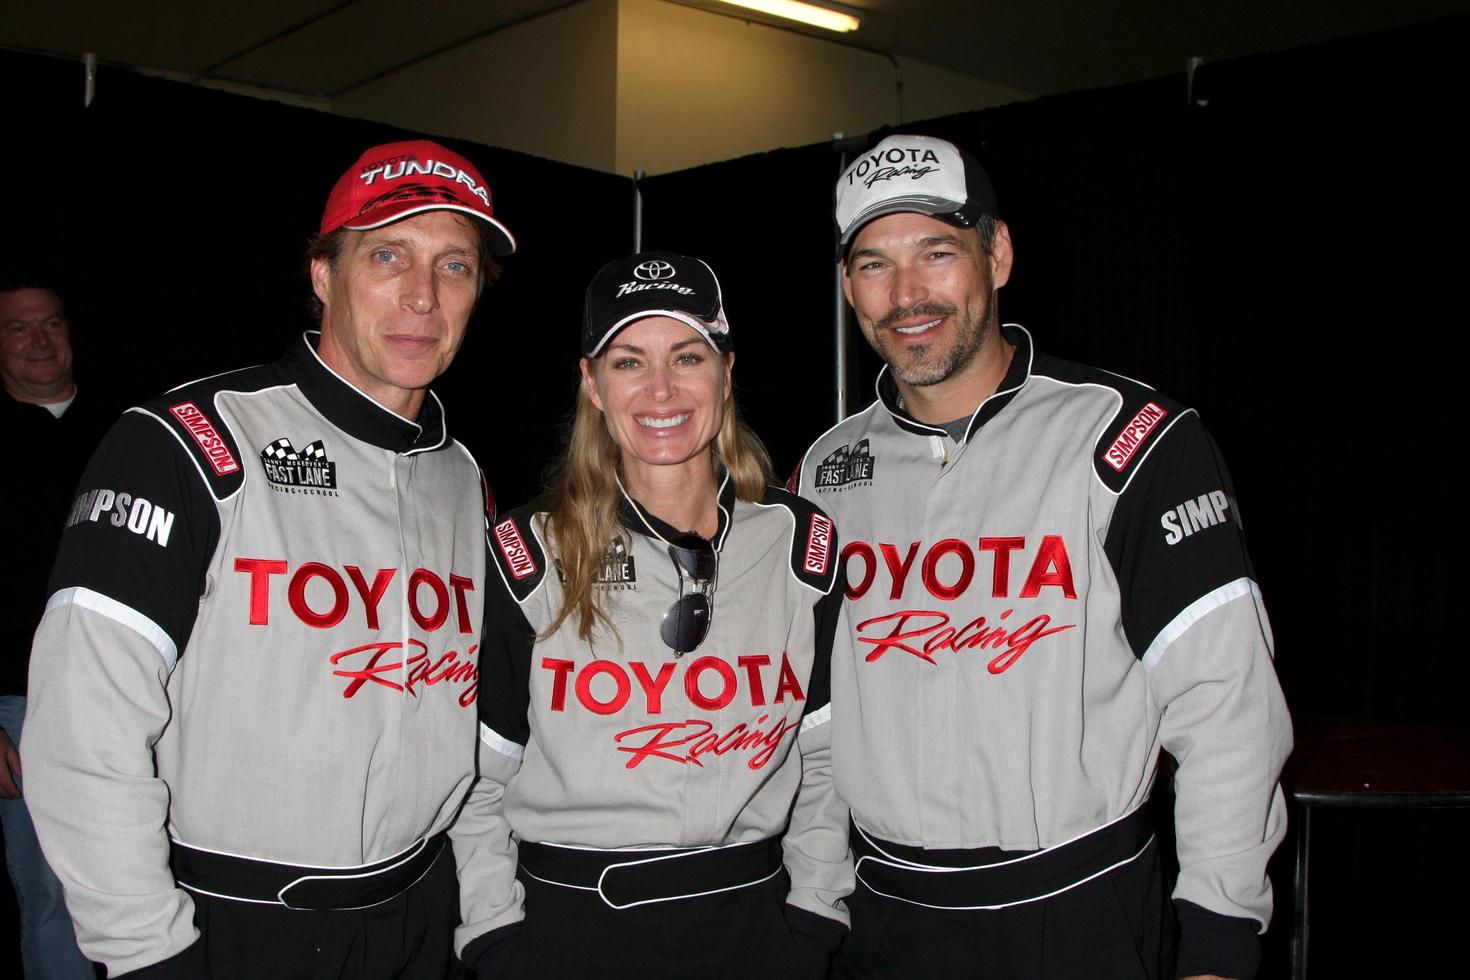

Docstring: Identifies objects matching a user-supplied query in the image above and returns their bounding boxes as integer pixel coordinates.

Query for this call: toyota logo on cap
[634,261,676,281]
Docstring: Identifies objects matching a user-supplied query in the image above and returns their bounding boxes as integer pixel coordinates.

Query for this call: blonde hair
[540,366,773,642]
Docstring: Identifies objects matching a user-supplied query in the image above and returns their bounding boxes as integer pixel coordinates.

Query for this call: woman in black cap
[457,251,850,978]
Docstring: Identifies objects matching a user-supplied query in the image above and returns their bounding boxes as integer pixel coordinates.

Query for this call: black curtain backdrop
[639,23,1469,972]
[5,16,1464,725]
[3,16,1467,976]
[3,50,632,510]
[642,16,1470,733]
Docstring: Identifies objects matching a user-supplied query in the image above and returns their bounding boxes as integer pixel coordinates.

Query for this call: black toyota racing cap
[582,250,732,357]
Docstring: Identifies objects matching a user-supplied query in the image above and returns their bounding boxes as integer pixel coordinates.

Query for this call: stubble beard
[873,293,995,388]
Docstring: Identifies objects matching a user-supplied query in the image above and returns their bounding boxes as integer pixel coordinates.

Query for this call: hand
[0,727,21,799]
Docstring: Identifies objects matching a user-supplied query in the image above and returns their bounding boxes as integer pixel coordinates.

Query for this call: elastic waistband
[517,836,784,910]
[171,832,446,911]
[853,808,1155,910]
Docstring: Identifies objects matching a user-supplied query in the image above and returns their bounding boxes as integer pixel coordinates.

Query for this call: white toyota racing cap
[835,134,998,256]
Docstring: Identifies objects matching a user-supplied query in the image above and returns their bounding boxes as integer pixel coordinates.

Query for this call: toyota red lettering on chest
[233,559,476,632]
[538,653,806,770]
[840,535,1079,672]
[842,535,1076,602]
[493,519,537,579]
[233,558,479,705]
[1105,402,1168,471]
[169,402,240,475]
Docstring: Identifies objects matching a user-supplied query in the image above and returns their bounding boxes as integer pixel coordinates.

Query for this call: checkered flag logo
[258,434,337,491]
[822,444,852,466]
[261,438,299,461]
[815,438,873,489]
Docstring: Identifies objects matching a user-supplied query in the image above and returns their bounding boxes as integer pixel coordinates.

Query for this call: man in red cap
[22,140,514,979]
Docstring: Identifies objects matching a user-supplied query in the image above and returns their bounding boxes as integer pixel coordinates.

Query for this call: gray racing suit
[791,324,1291,973]
[457,474,852,965]
[23,333,491,975]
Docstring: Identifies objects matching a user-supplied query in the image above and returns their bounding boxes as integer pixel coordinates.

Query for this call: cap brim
[344,202,517,255]
[838,194,969,247]
[586,310,726,357]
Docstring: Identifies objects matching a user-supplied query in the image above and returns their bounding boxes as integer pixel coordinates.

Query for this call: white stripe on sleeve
[1141,577,1261,671]
[46,586,179,670]
[479,722,525,761]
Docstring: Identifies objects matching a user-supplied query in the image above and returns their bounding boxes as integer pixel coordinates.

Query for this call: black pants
[185,841,464,980]
[834,837,1174,980]
[502,865,809,980]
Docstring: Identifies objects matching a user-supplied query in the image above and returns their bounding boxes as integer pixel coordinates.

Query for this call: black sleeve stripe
[479,526,538,747]
[757,487,839,595]
[487,507,549,603]
[801,550,845,719]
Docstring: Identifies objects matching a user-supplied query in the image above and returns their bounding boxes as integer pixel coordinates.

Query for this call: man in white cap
[790,133,1291,979]
[23,140,514,979]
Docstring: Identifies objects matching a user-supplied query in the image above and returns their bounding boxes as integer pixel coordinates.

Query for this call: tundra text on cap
[835,134,998,255]
[319,139,516,255]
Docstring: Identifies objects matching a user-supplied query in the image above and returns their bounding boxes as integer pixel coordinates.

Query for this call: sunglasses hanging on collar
[661,532,717,656]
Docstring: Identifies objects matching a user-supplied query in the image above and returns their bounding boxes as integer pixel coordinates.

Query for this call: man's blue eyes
[368,251,472,275]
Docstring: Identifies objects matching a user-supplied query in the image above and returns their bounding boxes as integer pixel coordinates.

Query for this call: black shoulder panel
[761,486,839,595]
[1103,413,1257,660]
[49,410,222,656]
[1087,375,1188,495]
[1026,352,1192,495]
[488,504,549,602]
[139,363,284,501]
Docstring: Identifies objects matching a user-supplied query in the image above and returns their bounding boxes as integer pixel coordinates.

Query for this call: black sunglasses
[660,532,718,655]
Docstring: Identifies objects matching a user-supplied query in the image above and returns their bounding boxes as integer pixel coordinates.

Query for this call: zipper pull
[929,435,948,469]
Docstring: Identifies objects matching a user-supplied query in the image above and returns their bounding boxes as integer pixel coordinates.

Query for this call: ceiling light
[712,1,862,34]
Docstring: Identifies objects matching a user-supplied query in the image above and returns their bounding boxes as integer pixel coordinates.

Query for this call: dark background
[5,15,1466,976]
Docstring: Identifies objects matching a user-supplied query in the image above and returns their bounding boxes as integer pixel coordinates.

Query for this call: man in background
[1,272,108,979]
